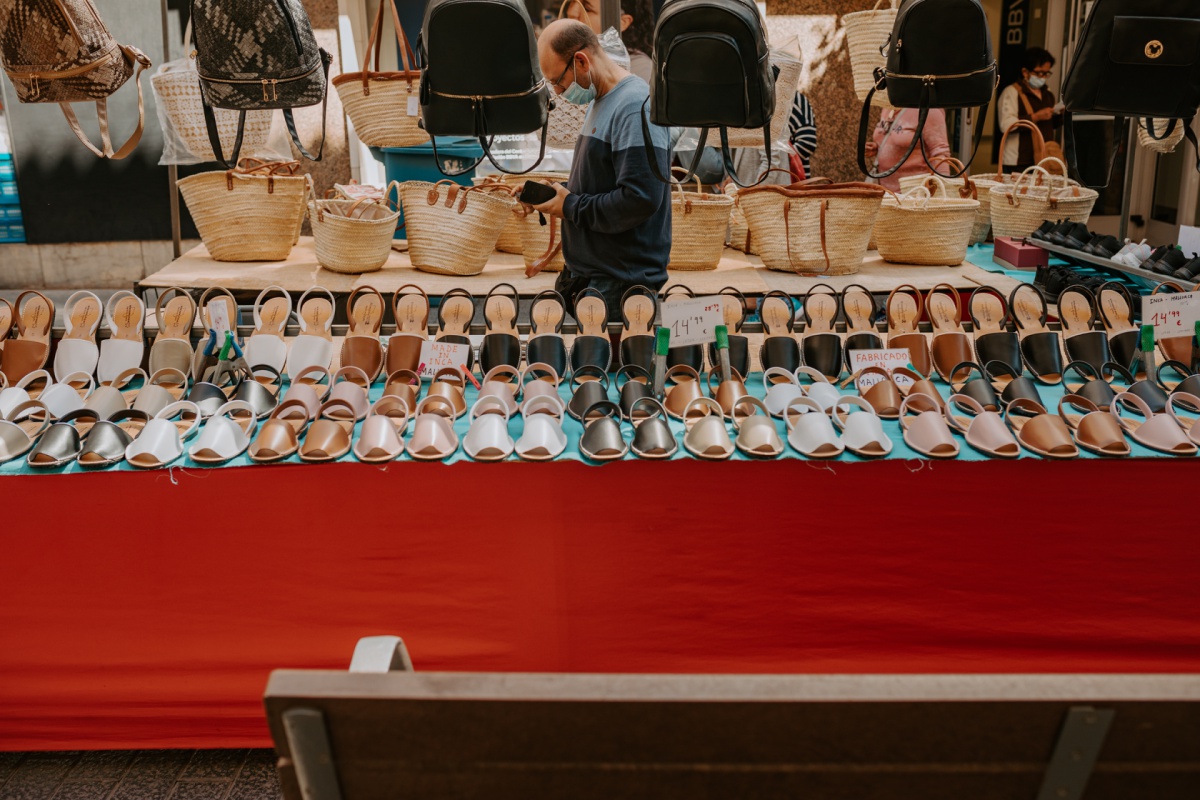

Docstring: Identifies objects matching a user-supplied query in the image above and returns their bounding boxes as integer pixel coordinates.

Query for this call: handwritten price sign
[1143,291,1200,338]
[661,295,723,349]
[417,341,472,379]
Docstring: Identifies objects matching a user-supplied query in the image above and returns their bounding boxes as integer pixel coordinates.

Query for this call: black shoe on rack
[1044,267,1074,298]
[1086,235,1123,259]
[1173,256,1200,283]
[1139,244,1172,272]
[1046,221,1076,246]
[1029,220,1057,242]
[1154,248,1190,276]
[1063,223,1095,250]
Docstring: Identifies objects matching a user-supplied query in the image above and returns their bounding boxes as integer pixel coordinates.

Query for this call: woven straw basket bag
[898,157,995,245]
[307,177,401,274]
[989,159,1099,239]
[474,172,569,253]
[152,60,272,161]
[1138,118,1186,154]
[400,180,516,276]
[724,48,804,148]
[843,0,898,109]
[727,169,793,253]
[332,0,426,148]
[177,160,306,262]
[739,180,885,275]
[669,177,733,271]
[875,181,979,266]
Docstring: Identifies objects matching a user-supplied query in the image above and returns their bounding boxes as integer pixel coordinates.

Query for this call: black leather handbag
[190,0,331,169]
[1061,0,1200,177]
[645,0,774,186]
[417,0,553,176]
[855,0,996,180]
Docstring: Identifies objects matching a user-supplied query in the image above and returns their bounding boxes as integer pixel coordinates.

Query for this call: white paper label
[407,96,419,117]
[847,348,913,374]
[418,341,472,378]
[1143,291,1200,338]
[661,295,723,349]
[1177,225,1200,260]
[207,300,231,338]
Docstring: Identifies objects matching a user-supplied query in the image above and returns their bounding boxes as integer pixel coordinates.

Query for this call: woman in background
[563,0,655,83]
[864,107,951,192]
[998,47,1062,172]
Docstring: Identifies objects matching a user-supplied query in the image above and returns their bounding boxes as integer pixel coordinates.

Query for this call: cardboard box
[993,237,1050,271]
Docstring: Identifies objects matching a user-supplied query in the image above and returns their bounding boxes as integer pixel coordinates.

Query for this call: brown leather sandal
[1004,398,1079,459]
[885,284,932,378]
[942,394,1020,459]
[1057,394,1130,457]
[340,286,386,384]
[0,291,54,386]
[387,284,429,376]
[926,284,972,383]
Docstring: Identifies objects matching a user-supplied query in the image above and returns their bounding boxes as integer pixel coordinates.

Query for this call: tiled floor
[0,751,281,800]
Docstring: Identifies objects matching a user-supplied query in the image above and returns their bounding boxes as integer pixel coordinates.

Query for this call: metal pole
[1119,117,1135,242]
[600,0,620,33]
[161,0,182,259]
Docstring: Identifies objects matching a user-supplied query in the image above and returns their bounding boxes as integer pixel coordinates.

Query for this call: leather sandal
[298,398,357,463]
[795,366,841,413]
[927,283,972,383]
[340,286,386,384]
[243,286,290,378]
[407,396,460,460]
[663,364,705,420]
[39,373,92,420]
[942,394,1020,459]
[426,366,467,419]
[731,396,783,459]
[0,298,12,363]
[661,284,705,372]
[125,400,202,469]
[895,366,944,410]
[579,400,629,462]
[149,288,198,380]
[519,362,562,413]
[761,367,804,417]
[72,382,128,438]
[567,365,612,421]
[147,367,189,401]
[1059,286,1110,374]
[800,284,843,381]
[187,381,229,419]
[571,288,612,374]
[53,291,102,384]
[77,409,142,469]
[328,366,373,421]
[681,396,733,461]
[0,291,54,386]
[1096,281,1141,377]
[463,395,515,462]
[233,366,280,418]
[1004,398,1079,459]
[841,284,882,373]
[383,369,422,412]
[27,409,100,468]
[618,285,658,373]
[969,287,1021,375]
[1125,376,1171,415]
[387,284,429,376]
[707,287,749,378]
[831,396,892,458]
[274,384,322,435]
[948,361,1000,412]
[1111,391,1197,456]
[1009,284,1062,384]
[616,364,654,421]
[984,360,1042,409]
[1166,392,1200,448]
[527,290,568,379]
[853,366,904,419]
[899,393,959,459]
[284,287,336,382]
[885,284,932,379]
[0,399,51,464]
[477,365,520,416]
[0,369,51,418]
[784,396,843,459]
[1062,360,1129,411]
[189,400,257,464]
[353,396,410,464]
[248,399,309,463]
[480,283,522,376]
[515,395,568,461]
[708,367,749,418]
[628,397,677,460]
[1057,394,1130,457]
[758,290,801,379]
[1156,361,1200,398]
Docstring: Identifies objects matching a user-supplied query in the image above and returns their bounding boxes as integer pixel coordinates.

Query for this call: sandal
[1004,398,1079,459]
[463,395,515,462]
[616,364,654,421]
[341,286,386,383]
[284,287,336,382]
[926,283,972,383]
[148,288,198,379]
[628,397,677,460]
[566,365,612,421]
[1062,360,1130,411]
[519,363,563,414]
[731,395,783,458]
[896,366,944,410]
[248,400,311,463]
[662,364,705,420]
[841,284,882,372]
[1156,360,1200,398]
[0,298,11,361]
[191,287,238,381]
[298,398,358,463]
[243,286,290,378]
[434,288,476,373]
[327,366,372,421]
[784,396,843,459]
[1058,394,1130,457]
[661,284,705,372]
[759,290,801,378]
[39,373,93,420]
[899,394,959,459]
[708,367,749,418]
[125,400,202,469]
[515,395,568,461]
[1111,391,1197,456]
[53,291,102,384]
[1096,281,1140,376]
[527,290,568,379]
[984,360,1042,409]
[0,290,54,386]
[478,365,521,416]
[354,396,410,464]
[27,410,100,468]
[387,284,429,376]
[885,284,932,379]
[579,400,629,462]
[942,394,1020,459]
[707,287,749,379]
[969,287,1021,375]
[426,366,467,419]
[800,284,843,381]
[1009,284,1062,384]
[570,288,612,374]
[948,361,1000,412]
[1059,286,1110,374]
[77,408,144,469]
[0,400,51,464]
[189,400,257,464]
[233,365,281,418]
[831,396,892,458]
[187,380,230,418]
[761,367,804,417]
[795,366,841,412]
[131,371,179,418]
[853,366,905,419]
[480,283,522,375]
[383,369,422,412]
[1125,375,1171,415]
[618,285,658,373]
[681,397,733,461]
[1166,393,1200,448]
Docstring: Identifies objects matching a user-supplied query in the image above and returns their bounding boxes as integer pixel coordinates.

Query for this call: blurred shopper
[562,0,656,83]
[865,107,951,192]
[998,47,1063,172]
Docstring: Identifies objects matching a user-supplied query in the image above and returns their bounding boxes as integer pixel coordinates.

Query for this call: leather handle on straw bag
[362,0,418,91]
[995,119,1045,181]
[783,199,830,276]
[528,215,563,278]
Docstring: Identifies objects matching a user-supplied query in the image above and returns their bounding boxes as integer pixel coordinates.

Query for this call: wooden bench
[264,637,1200,800]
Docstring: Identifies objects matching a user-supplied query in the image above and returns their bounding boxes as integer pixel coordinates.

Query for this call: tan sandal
[149,288,197,379]
[340,286,386,383]
[885,284,932,379]
[387,284,429,376]
[0,290,54,386]
[927,283,972,383]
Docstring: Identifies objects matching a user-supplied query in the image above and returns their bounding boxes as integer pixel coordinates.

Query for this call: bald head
[541,18,599,59]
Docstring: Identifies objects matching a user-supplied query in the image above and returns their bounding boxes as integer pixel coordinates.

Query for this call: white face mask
[1027,75,1046,89]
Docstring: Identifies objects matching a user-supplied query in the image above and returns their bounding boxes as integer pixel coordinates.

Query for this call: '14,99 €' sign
[1143,291,1200,338]
[661,296,724,349]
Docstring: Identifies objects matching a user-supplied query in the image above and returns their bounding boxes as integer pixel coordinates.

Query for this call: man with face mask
[533,19,671,317]
[998,47,1063,172]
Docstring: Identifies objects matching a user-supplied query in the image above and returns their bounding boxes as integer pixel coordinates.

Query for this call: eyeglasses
[1031,69,1053,78]
[550,50,583,91]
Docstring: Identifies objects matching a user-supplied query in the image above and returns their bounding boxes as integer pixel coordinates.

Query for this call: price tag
[1143,291,1200,338]
[847,348,912,374]
[417,341,472,379]
[407,96,419,117]
[660,295,723,349]
[207,300,231,338]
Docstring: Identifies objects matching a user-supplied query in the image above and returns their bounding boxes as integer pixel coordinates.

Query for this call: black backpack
[417,0,553,176]
[190,0,332,168]
[645,0,774,186]
[1061,0,1200,178]
[856,0,996,180]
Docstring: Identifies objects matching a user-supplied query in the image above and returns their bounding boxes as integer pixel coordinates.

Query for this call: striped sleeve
[788,92,817,167]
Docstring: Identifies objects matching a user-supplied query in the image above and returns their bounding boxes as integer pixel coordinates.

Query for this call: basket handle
[1036,157,1078,195]
[783,198,830,275]
[670,165,703,213]
[994,120,1046,181]
[527,215,563,278]
[362,0,417,89]
[897,184,933,209]
[1008,164,1056,209]
[868,0,899,12]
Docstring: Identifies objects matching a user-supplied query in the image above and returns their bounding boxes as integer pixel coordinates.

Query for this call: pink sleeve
[922,109,952,160]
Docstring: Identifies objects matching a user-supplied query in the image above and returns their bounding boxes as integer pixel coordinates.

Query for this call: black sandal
[758,290,800,379]
[1156,360,1200,397]
[435,288,476,373]
[1059,286,1110,374]
[660,284,705,373]
[1009,284,1062,385]
[570,288,612,374]
[1062,360,1132,411]
[1096,281,1140,376]
[842,283,882,373]
[707,286,749,379]
[985,360,1042,409]
[618,285,659,374]
[527,290,568,379]
[801,284,843,381]
[970,286,1021,375]
[949,361,1000,412]
[479,283,521,376]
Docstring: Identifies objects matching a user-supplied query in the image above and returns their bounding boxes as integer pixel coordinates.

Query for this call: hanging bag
[190,0,332,169]
[842,0,898,109]
[333,0,426,148]
[0,0,151,159]
[1138,117,1186,153]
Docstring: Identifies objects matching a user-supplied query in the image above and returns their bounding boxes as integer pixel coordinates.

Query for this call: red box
[993,236,1050,271]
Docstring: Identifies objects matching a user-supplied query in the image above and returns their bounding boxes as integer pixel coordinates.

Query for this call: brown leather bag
[0,0,150,158]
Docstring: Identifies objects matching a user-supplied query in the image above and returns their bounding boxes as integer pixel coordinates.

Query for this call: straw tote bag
[898,157,994,244]
[474,172,568,253]
[989,159,1098,239]
[728,168,792,253]
[307,177,402,274]
[332,0,426,148]
[724,47,803,148]
[400,180,516,275]
[842,0,897,109]
[669,175,733,271]
[541,0,590,150]
[177,159,307,262]
[874,181,979,266]
[739,180,885,275]
[1138,118,1187,154]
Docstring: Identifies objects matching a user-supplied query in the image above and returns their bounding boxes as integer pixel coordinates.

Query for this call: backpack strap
[58,45,151,160]
[1184,119,1200,173]
[856,82,931,180]
[640,98,708,185]
[283,49,334,162]
[720,125,774,188]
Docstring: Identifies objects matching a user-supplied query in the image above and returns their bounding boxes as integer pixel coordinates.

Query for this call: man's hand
[532,182,571,219]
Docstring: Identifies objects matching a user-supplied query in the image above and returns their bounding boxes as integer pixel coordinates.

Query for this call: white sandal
[126,400,201,469]
[53,291,102,383]
[784,396,843,459]
[189,400,257,464]
[97,291,146,385]
[245,285,292,378]
[285,287,335,382]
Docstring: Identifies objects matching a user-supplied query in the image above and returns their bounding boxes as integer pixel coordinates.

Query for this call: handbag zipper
[431,80,546,101]
[6,42,121,81]
[198,58,322,99]
[273,0,306,58]
[887,62,996,81]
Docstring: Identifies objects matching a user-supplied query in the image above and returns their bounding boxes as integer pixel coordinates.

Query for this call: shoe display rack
[1029,239,1172,290]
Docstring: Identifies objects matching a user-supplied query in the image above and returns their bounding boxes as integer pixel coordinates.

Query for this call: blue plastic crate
[0,205,21,223]
[0,179,17,205]
[370,138,485,232]
[0,221,25,243]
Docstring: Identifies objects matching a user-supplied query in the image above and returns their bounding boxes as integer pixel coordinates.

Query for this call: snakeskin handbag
[0,0,151,158]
